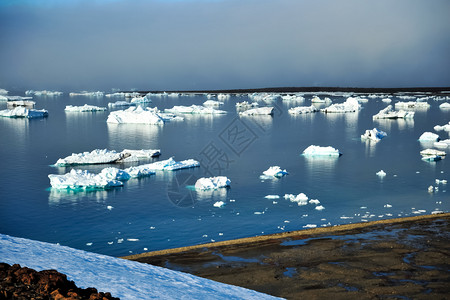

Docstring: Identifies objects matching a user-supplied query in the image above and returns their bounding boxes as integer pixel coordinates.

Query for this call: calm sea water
[0,91,448,257]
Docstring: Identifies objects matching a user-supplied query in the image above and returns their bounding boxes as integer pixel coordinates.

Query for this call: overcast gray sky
[1,0,449,91]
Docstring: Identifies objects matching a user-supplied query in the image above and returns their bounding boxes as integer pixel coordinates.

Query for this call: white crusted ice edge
[372,105,415,120]
[165,105,226,114]
[239,107,274,116]
[302,145,341,156]
[195,176,231,190]
[49,158,200,190]
[0,106,48,118]
[54,149,161,166]
[361,128,387,142]
[107,106,182,124]
[261,166,288,178]
[0,234,279,300]
[64,104,107,112]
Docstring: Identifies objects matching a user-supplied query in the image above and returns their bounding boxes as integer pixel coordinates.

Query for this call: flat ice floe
[54,149,161,166]
[434,121,450,132]
[0,106,48,118]
[48,168,127,190]
[302,145,341,156]
[288,105,319,114]
[236,101,259,108]
[420,149,446,157]
[395,101,430,109]
[361,128,387,141]
[320,97,360,113]
[311,96,332,103]
[418,132,440,141]
[195,176,230,190]
[239,107,274,116]
[261,166,288,178]
[69,91,104,97]
[165,105,226,114]
[434,139,450,148]
[107,101,136,108]
[25,90,63,96]
[64,104,107,112]
[130,96,151,104]
[107,106,178,124]
[439,102,450,109]
[372,105,415,119]
[203,100,224,106]
[124,158,200,176]
[281,94,305,101]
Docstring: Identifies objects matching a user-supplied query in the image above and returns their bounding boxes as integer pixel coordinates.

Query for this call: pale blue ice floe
[260,166,288,179]
[107,106,181,124]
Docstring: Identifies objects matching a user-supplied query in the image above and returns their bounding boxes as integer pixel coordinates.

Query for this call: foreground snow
[54,149,161,166]
[0,234,278,300]
[0,106,48,118]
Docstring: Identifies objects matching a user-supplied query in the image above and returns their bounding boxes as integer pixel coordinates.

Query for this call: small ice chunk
[384,204,392,208]
[418,132,440,141]
[372,105,414,119]
[0,106,48,118]
[165,105,226,114]
[64,104,107,112]
[361,128,387,141]
[315,205,325,211]
[321,97,361,113]
[239,107,274,116]
[107,206,113,210]
[309,199,320,205]
[439,102,450,109]
[420,149,446,157]
[376,170,387,177]
[107,106,166,124]
[127,238,139,242]
[302,145,341,156]
[303,224,317,228]
[48,169,124,190]
[203,100,224,106]
[213,201,226,208]
[262,166,288,178]
[428,185,434,193]
[288,105,318,114]
[381,98,392,103]
[195,176,230,190]
[284,193,308,205]
[264,195,280,199]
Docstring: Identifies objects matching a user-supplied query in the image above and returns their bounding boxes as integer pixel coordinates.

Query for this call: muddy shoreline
[125,214,450,299]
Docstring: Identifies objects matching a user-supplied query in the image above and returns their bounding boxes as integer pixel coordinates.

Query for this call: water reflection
[107,123,161,149]
[303,155,339,174]
[240,115,273,132]
[195,187,228,201]
[362,139,378,157]
[48,188,109,206]
[373,118,414,131]
[0,118,30,147]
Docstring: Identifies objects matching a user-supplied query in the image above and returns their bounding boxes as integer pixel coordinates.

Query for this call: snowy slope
[0,234,280,300]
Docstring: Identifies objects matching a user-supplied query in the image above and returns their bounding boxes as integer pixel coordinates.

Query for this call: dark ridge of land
[125,213,450,300]
[127,86,450,95]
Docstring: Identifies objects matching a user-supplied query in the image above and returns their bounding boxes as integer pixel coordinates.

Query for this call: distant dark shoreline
[129,86,450,94]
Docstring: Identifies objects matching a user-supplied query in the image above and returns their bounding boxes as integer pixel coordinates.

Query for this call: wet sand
[124,213,450,299]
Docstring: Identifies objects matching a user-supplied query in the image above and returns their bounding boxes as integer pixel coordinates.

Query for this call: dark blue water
[0,91,448,256]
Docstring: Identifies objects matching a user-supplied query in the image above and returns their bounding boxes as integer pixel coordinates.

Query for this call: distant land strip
[122,212,450,260]
[127,86,450,94]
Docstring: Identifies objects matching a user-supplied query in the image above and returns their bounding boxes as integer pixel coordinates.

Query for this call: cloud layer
[1,0,449,91]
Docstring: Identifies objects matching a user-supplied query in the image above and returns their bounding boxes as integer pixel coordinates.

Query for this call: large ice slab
[194,176,230,190]
[130,96,151,104]
[54,149,161,166]
[239,107,274,116]
[107,106,165,124]
[419,132,440,141]
[165,105,226,114]
[0,106,48,118]
[395,101,430,109]
[48,168,126,190]
[372,105,415,119]
[262,166,288,178]
[288,105,319,114]
[65,104,107,112]
[361,128,387,141]
[302,145,341,156]
[123,158,200,177]
[321,97,360,113]
[25,90,63,96]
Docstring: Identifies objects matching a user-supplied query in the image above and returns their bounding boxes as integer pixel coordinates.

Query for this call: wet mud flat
[125,214,450,299]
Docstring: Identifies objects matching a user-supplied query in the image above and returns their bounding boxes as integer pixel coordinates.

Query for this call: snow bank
[54,149,161,166]
[65,104,107,112]
[372,105,415,120]
[321,97,360,113]
[165,105,226,114]
[361,128,387,141]
[262,166,288,178]
[239,107,274,116]
[418,132,440,141]
[195,176,230,190]
[302,145,341,156]
[107,106,165,124]
[288,105,319,114]
[0,106,48,118]
[0,234,278,300]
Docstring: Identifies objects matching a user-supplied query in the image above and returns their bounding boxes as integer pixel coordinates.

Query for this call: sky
[0,0,449,91]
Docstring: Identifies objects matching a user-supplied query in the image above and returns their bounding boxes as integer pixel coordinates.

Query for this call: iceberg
[48,169,125,190]
[64,104,107,112]
[434,139,450,148]
[376,170,387,177]
[284,193,308,206]
[439,102,450,109]
[213,201,226,208]
[249,93,280,102]
[418,132,440,141]
[107,106,165,124]
[217,93,230,100]
[311,96,332,103]
[194,176,230,190]
[361,128,387,141]
[203,100,224,106]
[433,122,450,132]
[6,100,35,108]
[381,98,392,103]
[0,106,48,118]
[130,96,151,104]
[0,88,8,95]
[235,101,259,108]
[321,97,360,113]
[107,101,136,108]
[69,91,104,97]
[54,149,161,166]
[372,105,415,119]
[288,105,319,115]
[239,107,274,116]
[165,105,226,114]
[421,155,442,162]
[395,101,430,109]
[124,158,200,175]
[302,145,341,156]
[281,94,305,101]
[25,90,63,96]
[262,166,288,178]
[420,149,446,157]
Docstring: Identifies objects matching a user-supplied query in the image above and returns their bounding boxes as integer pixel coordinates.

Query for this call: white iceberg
[236,101,259,108]
[381,98,392,103]
[165,105,226,114]
[288,105,319,115]
[249,93,280,102]
[239,107,274,116]
[6,100,35,108]
[395,101,430,109]
[439,102,450,109]
[302,145,341,156]
[376,170,387,177]
[418,132,440,141]
[262,166,288,178]
[213,201,226,208]
[130,96,151,104]
[107,101,136,108]
[264,195,280,199]
[311,96,332,103]
[195,176,230,190]
[64,104,107,112]
[420,149,446,157]
[321,97,360,113]
[421,155,442,162]
[433,122,450,132]
[25,90,63,96]
[284,193,308,206]
[434,139,450,148]
[124,158,200,177]
[372,105,415,119]
[203,100,224,106]
[217,93,230,100]
[0,88,8,95]
[54,149,161,166]
[69,91,104,97]
[107,106,165,124]
[281,94,305,102]
[0,106,48,118]
[361,128,387,141]
[48,168,126,190]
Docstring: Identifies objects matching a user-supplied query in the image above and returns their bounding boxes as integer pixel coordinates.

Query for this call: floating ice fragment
[439,102,450,109]
[303,224,317,228]
[420,149,446,157]
[309,199,320,205]
[54,149,161,166]
[48,169,124,190]
[64,104,107,112]
[435,179,447,184]
[262,166,288,178]
[284,193,308,205]
[321,97,360,113]
[395,101,430,109]
[384,204,392,208]
[254,211,264,215]
[0,106,48,118]
[203,100,224,106]
[127,239,139,242]
[361,128,387,142]
[311,96,331,103]
[302,145,341,156]
[418,132,440,141]
[108,101,136,108]
[107,206,113,210]
[372,105,414,119]
[433,121,450,132]
[264,195,280,199]
[235,101,259,108]
[288,105,319,114]
[6,100,35,108]
[315,205,325,211]
[70,91,104,97]
[239,107,274,116]
[432,210,444,214]
[86,243,93,246]
[376,170,387,177]
[165,105,226,114]
[195,176,230,190]
[381,98,392,103]
[213,201,226,208]
[107,106,166,124]
[428,186,434,193]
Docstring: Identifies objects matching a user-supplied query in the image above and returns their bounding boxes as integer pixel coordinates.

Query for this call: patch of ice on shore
[0,106,48,118]
[195,176,230,190]
[302,145,341,156]
[321,97,360,113]
[165,105,226,114]
[239,107,274,116]
[65,104,107,112]
[288,105,319,114]
[361,128,387,142]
